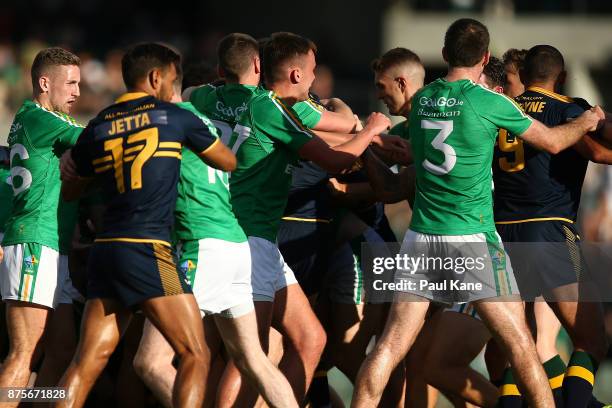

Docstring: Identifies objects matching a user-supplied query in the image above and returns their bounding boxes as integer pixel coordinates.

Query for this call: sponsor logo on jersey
[216,101,248,121]
[23,255,38,273]
[9,122,23,134]
[179,260,196,285]
[419,96,464,108]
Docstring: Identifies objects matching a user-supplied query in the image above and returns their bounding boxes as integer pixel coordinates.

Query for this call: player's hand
[321,98,354,117]
[580,106,605,132]
[371,134,412,164]
[363,112,391,136]
[60,150,79,182]
[353,115,364,132]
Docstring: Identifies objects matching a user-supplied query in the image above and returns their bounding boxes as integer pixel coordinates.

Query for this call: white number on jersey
[421,120,456,176]
[211,119,234,146]
[9,144,32,195]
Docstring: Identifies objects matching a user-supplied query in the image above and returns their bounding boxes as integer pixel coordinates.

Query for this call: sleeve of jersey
[389,121,410,141]
[70,125,95,177]
[183,110,219,154]
[259,97,314,152]
[478,90,533,136]
[564,103,585,122]
[292,99,324,129]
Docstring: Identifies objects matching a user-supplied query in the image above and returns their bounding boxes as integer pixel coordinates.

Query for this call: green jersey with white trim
[229,90,314,242]
[408,79,532,235]
[190,83,260,143]
[2,100,82,253]
[390,120,410,141]
[174,102,246,243]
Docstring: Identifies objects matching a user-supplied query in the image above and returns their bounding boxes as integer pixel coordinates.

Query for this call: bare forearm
[313,130,353,147]
[363,150,406,203]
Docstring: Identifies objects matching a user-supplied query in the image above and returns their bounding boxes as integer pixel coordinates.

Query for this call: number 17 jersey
[408,79,532,235]
[71,92,218,245]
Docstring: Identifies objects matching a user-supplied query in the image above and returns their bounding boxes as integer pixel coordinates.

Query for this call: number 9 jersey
[71,92,218,245]
[408,78,533,236]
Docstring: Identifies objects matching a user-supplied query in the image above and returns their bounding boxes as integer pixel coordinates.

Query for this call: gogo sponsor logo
[419,96,464,108]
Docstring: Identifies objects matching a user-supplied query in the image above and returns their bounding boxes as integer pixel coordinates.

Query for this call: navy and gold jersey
[283,161,333,222]
[493,87,588,223]
[71,92,218,244]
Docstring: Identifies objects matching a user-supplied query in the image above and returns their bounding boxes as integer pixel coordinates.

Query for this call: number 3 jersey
[71,92,217,245]
[2,100,82,253]
[493,87,588,223]
[408,78,533,235]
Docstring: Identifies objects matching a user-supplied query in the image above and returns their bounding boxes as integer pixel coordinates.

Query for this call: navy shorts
[277,220,333,297]
[87,240,192,308]
[496,220,585,299]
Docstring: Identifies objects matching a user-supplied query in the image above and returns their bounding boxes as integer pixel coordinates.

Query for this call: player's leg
[351,298,431,407]
[531,300,566,406]
[133,318,175,408]
[35,303,76,386]
[474,300,553,407]
[215,310,298,407]
[0,301,49,390]
[423,308,497,407]
[404,314,439,408]
[36,256,81,387]
[57,297,132,408]
[140,293,210,408]
[116,313,146,408]
[0,243,60,393]
[272,281,327,403]
[217,300,274,408]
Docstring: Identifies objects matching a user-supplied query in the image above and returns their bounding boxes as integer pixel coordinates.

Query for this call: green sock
[496,367,523,408]
[563,351,599,408]
[543,355,566,408]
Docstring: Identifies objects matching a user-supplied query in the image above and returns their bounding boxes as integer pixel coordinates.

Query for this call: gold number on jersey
[102,128,159,193]
[498,129,525,172]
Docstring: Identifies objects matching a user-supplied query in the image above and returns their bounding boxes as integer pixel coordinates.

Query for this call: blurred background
[1,0,612,404]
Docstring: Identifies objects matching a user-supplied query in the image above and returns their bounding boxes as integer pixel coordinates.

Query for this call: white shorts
[394,229,519,304]
[0,243,81,309]
[177,238,253,318]
[248,236,298,302]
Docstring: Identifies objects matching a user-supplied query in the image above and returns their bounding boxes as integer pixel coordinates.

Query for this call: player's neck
[235,73,260,87]
[267,83,300,107]
[526,81,557,93]
[33,93,53,111]
[445,66,482,84]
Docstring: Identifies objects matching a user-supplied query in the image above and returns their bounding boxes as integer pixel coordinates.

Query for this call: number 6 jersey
[71,92,217,245]
[2,100,82,253]
[408,78,533,236]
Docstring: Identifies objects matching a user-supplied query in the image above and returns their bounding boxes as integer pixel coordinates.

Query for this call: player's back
[190,83,260,143]
[72,93,216,244]
[408,78,531,235]
[493,87,587,222]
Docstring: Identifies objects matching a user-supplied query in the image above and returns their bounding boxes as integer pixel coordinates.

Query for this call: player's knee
[294,322,326,359]
[422,355,445,387]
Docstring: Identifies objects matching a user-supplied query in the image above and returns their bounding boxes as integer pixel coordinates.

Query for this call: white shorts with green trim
[248,236,298,302]
[0,243,81,309]
[394,229,519,305]
[177,238,253,318]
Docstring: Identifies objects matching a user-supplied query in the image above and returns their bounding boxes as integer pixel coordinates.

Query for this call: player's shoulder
[19,100,83,129]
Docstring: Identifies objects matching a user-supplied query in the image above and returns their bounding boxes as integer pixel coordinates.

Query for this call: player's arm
[362,149,415,206]
[313,99,359,133]
[298,112,391,173]
[573,134,612,164]
[61,149,92,202]
[197,139,236,171]
[184,110,237,171]
[519,107,604,154]
[328,179,377,209]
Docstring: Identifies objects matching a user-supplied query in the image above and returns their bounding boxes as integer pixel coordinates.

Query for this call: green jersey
[190,83,259,143]
[2,100,83,253]
[390,120,410,141]
[174,102,246,243]
[408,79,532,235]
[0,165,12,232]
[229,90,314,242]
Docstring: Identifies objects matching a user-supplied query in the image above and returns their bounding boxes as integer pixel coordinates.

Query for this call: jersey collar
[115,92,150,103]
[527,86,573,103]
